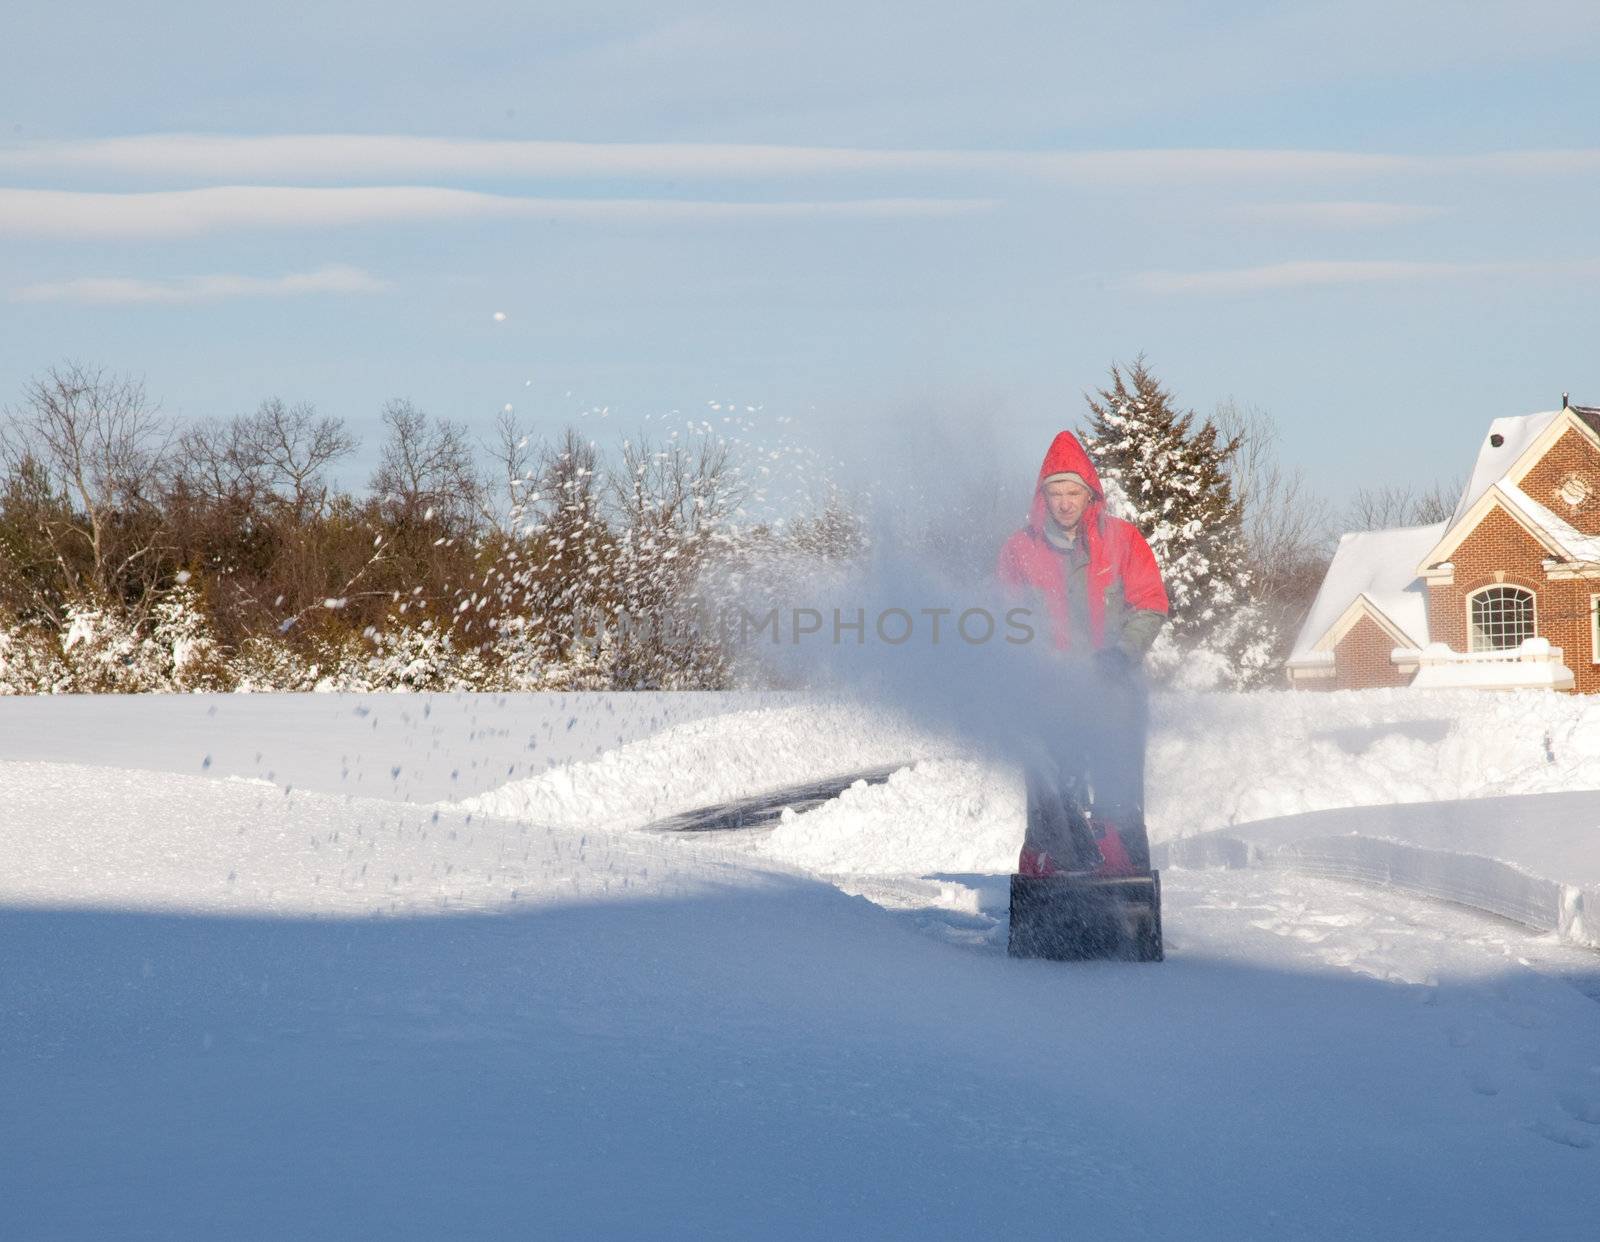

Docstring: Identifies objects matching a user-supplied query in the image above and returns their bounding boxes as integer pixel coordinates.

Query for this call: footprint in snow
[1496,1004,1551,1031]
[1528,1119,1594,1150]
[1463,1067,1500,1097]
[1557,1087,1600,1126]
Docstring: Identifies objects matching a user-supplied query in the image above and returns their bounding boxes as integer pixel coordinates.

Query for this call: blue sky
[3,1,1599,505]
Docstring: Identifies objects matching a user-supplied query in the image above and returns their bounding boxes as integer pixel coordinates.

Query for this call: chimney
[1563,391,1570,408]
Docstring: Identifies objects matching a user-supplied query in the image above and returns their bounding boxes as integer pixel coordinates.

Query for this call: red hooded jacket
[996,431,1169,651]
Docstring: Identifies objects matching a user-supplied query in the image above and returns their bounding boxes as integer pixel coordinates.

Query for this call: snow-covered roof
[1497,481,1600,563]
[1290,522,1448,659]
[1448,409,1563,529]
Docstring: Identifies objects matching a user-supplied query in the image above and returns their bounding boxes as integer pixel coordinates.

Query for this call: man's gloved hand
[1093,645,1133,682]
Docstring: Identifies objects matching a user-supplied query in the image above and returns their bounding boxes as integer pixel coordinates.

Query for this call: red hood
[1027,431,1104,532]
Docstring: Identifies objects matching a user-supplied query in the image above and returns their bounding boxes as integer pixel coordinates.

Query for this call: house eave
[1416,485,1571,574]
[1311,593,1419,656]
[1543,561,1600,580]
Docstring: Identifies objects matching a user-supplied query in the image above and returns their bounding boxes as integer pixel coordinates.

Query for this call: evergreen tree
[1082,357,1274,689]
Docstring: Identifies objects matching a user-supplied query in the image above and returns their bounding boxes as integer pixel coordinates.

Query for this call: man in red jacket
[996,430,1170,877]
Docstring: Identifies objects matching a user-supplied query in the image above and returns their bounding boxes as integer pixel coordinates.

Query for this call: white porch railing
[1393,637,1575,690]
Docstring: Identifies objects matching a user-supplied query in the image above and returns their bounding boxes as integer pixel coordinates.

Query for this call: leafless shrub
[0,362,173,622]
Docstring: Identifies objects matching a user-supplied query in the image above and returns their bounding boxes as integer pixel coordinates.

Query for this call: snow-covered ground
[4,689,1600,1239]
[0,690,782,801]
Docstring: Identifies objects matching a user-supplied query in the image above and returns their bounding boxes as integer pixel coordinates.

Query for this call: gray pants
[1022,667,1150,870]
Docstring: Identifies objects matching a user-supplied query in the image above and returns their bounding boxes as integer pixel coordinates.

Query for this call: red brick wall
[1518,425,1600,535]
[1436,505,1598,693]
[1290,613,1417,691]
[1427,580,1466,651]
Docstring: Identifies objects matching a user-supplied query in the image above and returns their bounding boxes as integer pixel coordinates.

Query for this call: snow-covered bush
[532,628,622,691]
[229,634,325,693]
[358,618,489,692]
[0,621,65,694]
[55,586,225,693]
[58,597,159,692]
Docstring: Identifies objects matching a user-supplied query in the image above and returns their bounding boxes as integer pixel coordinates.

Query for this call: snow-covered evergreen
[1082,358,1275,688]
[46,587,216,693]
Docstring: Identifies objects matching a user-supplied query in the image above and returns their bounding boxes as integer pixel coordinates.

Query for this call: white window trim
[1465,584,1537,653]
[1591,594,1600,665]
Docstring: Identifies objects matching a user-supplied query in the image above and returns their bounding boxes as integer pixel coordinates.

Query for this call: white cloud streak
[1129,258,1600,295]
[12,264,391,305]
[1234,201,1446,229]
[6,133,1600,184]
[0,186,996,239]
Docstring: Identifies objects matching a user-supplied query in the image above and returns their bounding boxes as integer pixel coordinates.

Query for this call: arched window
[1468,586,1535,651]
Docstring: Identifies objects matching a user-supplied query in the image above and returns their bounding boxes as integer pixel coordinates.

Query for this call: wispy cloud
[12,264,391,305]
[0,186,997,238]
[0,134,1349,182]
[1234,201,1446,229]
[7,133,1600,185]
[1128,257,1600,295]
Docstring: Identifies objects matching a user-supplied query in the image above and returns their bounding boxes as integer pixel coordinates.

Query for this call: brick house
[1287,400,1600,692]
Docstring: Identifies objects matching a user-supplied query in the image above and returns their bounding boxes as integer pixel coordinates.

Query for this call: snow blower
[1006,777,1164,962]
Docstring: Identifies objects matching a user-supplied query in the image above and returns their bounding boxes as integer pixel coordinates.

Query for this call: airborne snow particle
[492,311,507,322]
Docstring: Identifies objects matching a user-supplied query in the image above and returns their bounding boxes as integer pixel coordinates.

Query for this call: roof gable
[1418,484,1572,570]
[1292,521,1444,658]
[1498,481,1600,563]
[1317,594,1418,654]
[1450,407,1600,529]
[1506,407,1600,493]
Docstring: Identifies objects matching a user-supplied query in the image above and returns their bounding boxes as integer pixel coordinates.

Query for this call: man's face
[1043,478,1093,529]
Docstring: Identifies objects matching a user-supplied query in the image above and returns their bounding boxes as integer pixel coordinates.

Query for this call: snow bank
[456,701,942,831]
[587,687,1600,945]
[1159,790,1600,947]
[754,759,1022,875]
[0,759,759,916]
[1146,686,1600,837]
[450,687,1600,884]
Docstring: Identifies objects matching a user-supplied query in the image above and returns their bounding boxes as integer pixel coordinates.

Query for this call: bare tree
[1342,478,1463,532]
[609,432,742,544]
[1411,477,1461,525]
[177,399,353,516]
[1214,400,1335,617]
[0,362,173,615]
[480,409,538,532]
[528,427,606,578]
[368,399,482,531]
[240,398,356,519]
[176,416,260,509]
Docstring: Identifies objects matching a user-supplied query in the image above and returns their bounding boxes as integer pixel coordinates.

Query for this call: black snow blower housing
[1007,871,1163,962]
